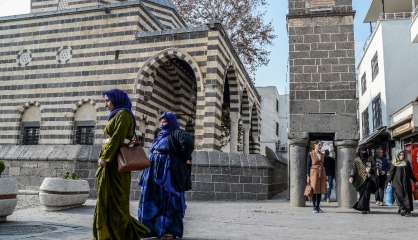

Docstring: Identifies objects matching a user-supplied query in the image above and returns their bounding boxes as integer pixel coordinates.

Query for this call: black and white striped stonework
[0,0,260,152]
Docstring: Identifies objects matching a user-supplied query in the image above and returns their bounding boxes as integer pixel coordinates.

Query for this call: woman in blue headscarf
[138,112,186,240]
[93,89,149,240]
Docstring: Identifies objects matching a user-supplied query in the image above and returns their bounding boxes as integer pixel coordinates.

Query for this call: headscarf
[103,89,133,120]
[150,112,179,153]
[392,150,407,167]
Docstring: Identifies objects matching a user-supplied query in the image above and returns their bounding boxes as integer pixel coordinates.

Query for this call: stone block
[194,174,212,182]
[239,176,252,184]
[237,193,257,200]
[319,100,346,113]
[244,184,261,193]
[194,182,214,192]
[192,191,215,201]
[230,184,243,193]
[215,192,237,201]
[230,167,242,175]
[309,91,325,100]
[214,183,230,192]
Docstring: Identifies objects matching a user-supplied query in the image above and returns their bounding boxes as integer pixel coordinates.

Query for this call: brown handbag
[304,179,313,199]
[117,138,150,173]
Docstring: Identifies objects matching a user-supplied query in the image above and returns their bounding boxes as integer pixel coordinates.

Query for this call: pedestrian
[307,140,327,213]
[388,150,418,216]
[138,112,193,239]
[324,149,335,202]
[373,147,389,206]
[350,148,376,214]
[93,89,149,240]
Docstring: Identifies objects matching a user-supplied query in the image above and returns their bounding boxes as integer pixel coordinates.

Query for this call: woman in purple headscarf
[138,112,186,240]
[93,89,149,240]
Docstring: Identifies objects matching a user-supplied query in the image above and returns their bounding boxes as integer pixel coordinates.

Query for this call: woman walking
[350,148,375,214]
[389,151,418,216]
[307,141,327,213]
[138,112,187,239]
[93,89,149,240]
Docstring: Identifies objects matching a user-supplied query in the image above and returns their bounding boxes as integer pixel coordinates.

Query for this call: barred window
[362,109,369,137]
[22,125,40,145]
[372,94,382,130]
[371,52,379,80]
[361,73,367,95]
[75,125,94,145]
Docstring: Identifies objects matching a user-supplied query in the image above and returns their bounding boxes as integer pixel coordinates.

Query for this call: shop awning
[359,126,389,146]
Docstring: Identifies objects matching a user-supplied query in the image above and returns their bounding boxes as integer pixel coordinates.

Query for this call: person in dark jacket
[373,147,389,206]
[389,150,418,216]
[350,148,375,214]
[323,150,335,202]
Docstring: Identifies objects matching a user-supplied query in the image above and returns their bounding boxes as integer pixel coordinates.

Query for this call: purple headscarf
[103,89,133,120]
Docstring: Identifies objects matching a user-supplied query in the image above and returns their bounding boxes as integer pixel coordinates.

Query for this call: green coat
[93,110,149,240]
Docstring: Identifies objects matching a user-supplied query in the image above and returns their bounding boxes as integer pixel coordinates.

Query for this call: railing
[379,12,413,21]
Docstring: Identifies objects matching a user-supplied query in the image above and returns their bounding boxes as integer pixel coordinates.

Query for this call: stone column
[289,137,308,207]
[335,140,358,208]
[243,125,250,154]
[229,112,240,153]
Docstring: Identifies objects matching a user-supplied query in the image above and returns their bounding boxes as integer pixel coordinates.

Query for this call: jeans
[326,175,334,201]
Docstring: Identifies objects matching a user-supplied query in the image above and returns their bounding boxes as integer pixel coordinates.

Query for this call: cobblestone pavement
[2,199,418,239]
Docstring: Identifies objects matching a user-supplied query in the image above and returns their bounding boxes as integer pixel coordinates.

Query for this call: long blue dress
[138,130,186,238]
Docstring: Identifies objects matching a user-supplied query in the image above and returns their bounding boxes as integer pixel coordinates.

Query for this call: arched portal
[136,49,203,147]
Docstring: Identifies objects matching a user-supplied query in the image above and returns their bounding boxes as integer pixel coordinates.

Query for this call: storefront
[389,100,418,196]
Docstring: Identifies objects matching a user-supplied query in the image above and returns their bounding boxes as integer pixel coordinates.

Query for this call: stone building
[287,0,358,207]
[0,0,288,200]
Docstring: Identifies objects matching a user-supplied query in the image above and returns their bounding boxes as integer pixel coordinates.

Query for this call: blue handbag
[384,183,394,206]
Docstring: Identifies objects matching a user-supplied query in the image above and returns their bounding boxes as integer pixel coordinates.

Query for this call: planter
[0,177,18,222]
[39,177,89,211]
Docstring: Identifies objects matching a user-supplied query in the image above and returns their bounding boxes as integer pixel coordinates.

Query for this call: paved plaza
[1,195,417,240]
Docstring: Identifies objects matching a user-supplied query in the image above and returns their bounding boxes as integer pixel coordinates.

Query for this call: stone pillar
[335,140,358,208]
[230,112,240,153]
[289,137,308,207]
[243,125,250,154]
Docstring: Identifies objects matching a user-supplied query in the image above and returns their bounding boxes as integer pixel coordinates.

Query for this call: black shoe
[400,210,406,216]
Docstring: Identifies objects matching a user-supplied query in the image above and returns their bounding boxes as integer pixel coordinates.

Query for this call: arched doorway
[136,49,203,147]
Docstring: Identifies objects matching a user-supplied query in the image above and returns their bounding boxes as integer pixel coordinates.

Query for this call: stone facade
[287,0,358,207]
[0,0,261,152]
[0,0,285,200]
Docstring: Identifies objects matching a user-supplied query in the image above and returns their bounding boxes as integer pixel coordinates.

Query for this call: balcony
[412,6,418,43]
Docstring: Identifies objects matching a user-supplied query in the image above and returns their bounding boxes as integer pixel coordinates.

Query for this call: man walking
[374,147,389,206]
[324,150,335,202]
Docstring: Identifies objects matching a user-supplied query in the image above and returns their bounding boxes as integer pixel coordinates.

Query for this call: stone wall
[0,145,287,201]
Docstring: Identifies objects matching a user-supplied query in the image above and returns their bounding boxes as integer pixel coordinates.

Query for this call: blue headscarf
[150,112,179,153]
[159,112,179,133]
[103,89,133,120]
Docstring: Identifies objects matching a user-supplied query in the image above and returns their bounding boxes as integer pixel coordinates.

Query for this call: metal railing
[379,12,413,21]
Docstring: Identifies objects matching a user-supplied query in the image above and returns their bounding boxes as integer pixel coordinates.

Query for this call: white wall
[256,87,281,156]
[357,22,387,140]
[278,94,289,150]
[382,20,418,118]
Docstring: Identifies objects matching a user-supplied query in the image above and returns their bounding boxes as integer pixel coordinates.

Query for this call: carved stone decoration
[16,49,32,67]
[57,46,72,64]
[57,0,69,11]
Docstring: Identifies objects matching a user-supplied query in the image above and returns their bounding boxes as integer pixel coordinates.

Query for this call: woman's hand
[348,177,354,184]
[186,160,192,165]
[98,159,106,167]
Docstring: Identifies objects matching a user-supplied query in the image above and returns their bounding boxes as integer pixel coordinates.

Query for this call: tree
[172,0,276,76]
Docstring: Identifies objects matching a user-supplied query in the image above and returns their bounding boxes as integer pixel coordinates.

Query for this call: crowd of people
[306,141,418,216]
[93,89,193,240]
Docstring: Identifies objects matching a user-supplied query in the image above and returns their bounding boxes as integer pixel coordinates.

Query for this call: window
[371,52,379,80]
[372,94,382,130]
[276,99,279,112]
[361,109,369,137]
[75,126,94,145]
[22,126,40,145]
[361,73,367,95]
[276,122,279,136]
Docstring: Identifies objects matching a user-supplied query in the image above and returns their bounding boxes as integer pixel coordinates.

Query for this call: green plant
[0,160,5,177]
[63,171,80,180]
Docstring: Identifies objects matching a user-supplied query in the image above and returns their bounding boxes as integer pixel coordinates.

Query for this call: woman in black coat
[389,151,418,216]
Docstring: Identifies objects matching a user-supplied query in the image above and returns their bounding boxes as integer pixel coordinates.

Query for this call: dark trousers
[312,194,321,210]
[353,179,372,212]
[375,175,387,202]
[326,175,334,200]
